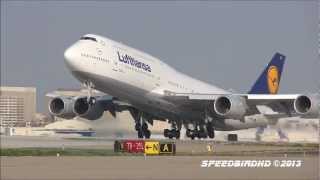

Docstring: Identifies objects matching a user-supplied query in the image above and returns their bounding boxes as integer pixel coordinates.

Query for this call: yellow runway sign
[144,141,160,155]
[159,143,175,154]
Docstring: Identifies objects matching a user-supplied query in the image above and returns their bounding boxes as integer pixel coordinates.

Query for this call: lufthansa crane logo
[267,66,279,94]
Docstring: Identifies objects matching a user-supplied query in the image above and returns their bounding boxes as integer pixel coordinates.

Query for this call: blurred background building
[0,86,36,127]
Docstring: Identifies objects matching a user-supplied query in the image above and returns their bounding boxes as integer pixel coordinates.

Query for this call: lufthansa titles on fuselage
[117,51,152,72]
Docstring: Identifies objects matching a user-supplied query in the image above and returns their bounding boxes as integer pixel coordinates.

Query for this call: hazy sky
[1,1,319,112]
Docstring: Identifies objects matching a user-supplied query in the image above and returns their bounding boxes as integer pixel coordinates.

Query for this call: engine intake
[73,97,104,120]
[294,94,320,118]
[213,95,247,119]
[74,97,90,115]
[48,97,76,119]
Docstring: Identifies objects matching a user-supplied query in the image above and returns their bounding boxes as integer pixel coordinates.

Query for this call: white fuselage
[64,34,268,130]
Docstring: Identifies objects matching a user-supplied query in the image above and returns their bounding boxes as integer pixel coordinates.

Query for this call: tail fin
[248,53,286,94]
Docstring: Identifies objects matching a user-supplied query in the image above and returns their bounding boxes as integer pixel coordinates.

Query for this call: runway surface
[1,136,319,179]
[1,135,319,155]
[1,156,319,180]
[1,136,114,149]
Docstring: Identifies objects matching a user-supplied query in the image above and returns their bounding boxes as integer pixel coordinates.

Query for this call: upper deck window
[80,36,97,42]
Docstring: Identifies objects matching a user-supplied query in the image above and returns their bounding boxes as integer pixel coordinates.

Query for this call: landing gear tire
[144,130,151,139]
[164,129,170,138]
[137,130,143,138]
[186,129,192,137]
[208,131,215,139]
[190,135,195,140]
[135,123,151,139]
[135,124,140,131]
[175,130,180,139]
[197,130,207,139]
[142,123,148,131]
[206,122,215,139]
[164,129,180,139]
[186,128,209,139]
[186,129,196,140]
[141,123,150,139]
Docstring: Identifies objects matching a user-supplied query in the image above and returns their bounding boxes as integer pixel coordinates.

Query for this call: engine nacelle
[73,97,105,120]
[213,95,247,119]
[48,97,76,119]
[294,94,320,118]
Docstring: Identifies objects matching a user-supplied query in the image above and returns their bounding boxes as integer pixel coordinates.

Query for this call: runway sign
[206,144,214,152]
[159,143,175,155]
[114,140,146,153]
[114,140,176,155]
[144,141,160,155]
[114,140,123,152]
[125,140,145,153]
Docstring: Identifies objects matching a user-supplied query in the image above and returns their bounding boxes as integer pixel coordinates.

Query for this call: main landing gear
[163,121,181,139]
[163,129,180,139]
[206,122,215,139]
[185,122,215,140]
[186,129,208,139]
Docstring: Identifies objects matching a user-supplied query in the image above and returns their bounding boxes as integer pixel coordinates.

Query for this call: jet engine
[48,97,76,119]
[213,95,247,119]
[294,94,320,118]
[73,97,105,120]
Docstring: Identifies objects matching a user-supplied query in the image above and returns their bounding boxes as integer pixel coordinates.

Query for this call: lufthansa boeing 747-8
[48,34,319,139]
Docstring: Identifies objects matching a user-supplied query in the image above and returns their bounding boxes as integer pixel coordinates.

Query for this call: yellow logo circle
[267,66,279,94]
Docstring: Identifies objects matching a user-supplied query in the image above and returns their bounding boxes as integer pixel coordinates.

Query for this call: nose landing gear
[142,123,151,139]
[135,122,151,139]
[132,110,151,139]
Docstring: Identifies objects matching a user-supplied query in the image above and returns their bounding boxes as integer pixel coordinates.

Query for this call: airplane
[48,34,320,139]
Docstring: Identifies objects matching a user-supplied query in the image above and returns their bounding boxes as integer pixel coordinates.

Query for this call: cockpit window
[80,36,97,42]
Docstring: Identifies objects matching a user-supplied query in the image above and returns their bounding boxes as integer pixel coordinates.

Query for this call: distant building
[0,86,36,127]
[34,113,53,127]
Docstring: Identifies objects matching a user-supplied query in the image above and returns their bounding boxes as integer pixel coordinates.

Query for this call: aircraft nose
[64,44,78,70]
[64,45,76,62]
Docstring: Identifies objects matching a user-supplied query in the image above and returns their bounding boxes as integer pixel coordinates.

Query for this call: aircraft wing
[46,91,134,119]
[164,92,320,118]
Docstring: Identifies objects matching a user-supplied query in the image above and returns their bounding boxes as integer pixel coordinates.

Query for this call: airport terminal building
[0,86,36,127]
